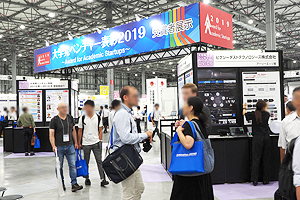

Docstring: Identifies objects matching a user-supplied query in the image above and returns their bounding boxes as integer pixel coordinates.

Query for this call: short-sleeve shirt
[78,113,102,146]
[245,111,270,136]
[279,112,300,149]
[49,115,75,146]
[181,119,208,141]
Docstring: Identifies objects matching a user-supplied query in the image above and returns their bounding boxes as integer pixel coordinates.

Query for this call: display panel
[197,69,237,125]
[74,91,78,118]
[34,3,200,73]
[71,90,75,118]
[178,75,185,110]
[46,90,69,121]
[242,71,281,124]
[185,70,194,84]
[18,90,43,122]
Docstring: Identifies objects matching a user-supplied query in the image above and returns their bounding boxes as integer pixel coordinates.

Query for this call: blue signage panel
[34,3,200,73]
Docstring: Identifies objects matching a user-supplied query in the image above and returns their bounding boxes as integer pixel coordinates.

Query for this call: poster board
[18,90,43,122]
[46,90,69,121]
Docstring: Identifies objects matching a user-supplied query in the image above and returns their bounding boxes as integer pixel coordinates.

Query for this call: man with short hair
[113,86,153,200]
[135,106,143,133]
[175,83,212,134]
[279,87,300,162]
[78,100,109,187]
[9,107,17,120]
[49,102,83,192]
[102,105,109,133]
[150,104,165,141]
[109,99,121,132]
[17,107,36,156]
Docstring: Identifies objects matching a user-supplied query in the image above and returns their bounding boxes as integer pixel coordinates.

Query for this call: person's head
[120,86,139,107]
[57,102,68,115]
[286,101,296,115]
[182,83,198,102]
[284,95,288,103]
[78,107,82,111]
[293,87,300,111]
[137,106,140,110]
[4,107,7,112]
[105,105,108,109]
[255,100,268,124]
[111,99,121,110]
[10,107,15,112]
[109,106,112,110]
[22,107,28,113]
[100,106,103,110]
[154,103,159,110]
[84,100,95,115]
[182,96,207,124]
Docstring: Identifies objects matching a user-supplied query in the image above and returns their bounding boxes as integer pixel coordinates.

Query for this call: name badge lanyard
[60,117,70,142]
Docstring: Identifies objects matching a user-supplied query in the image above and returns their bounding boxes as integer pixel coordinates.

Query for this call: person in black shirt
[170,97,214,200]
[243,100,271,186]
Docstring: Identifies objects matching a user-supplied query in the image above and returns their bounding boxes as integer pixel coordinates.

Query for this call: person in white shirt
[151,103,165,142]
[78,100,109,187]
[135,106,143,133]
[279,87,300,162]
[8,107,17,120]
[292,137,300,199]
[102,105,110,133]
[109,99,121,132]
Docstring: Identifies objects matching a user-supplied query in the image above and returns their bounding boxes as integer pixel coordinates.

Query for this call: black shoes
[85,178,91,186]
[30,152,35,156]
[101,180,109,187]
[263,181,269,185]
[72,183,83,192]
[25,152,29,156]
[253,181,258,186]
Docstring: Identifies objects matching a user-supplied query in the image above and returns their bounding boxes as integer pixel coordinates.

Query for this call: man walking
[113,86,153,200]
[17,107,36,156]
[150,104,165,142]
[135,106,143,133]
[49,102,83,192]
[109,99,121,132]
[102,105,109,133]
[78,100,109,187]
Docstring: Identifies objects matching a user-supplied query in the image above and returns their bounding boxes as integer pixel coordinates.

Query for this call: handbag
[169,121,214,176]
[34,133,41,148]
[76,149,89,177]
[102,109,143,184]
[31,133,36,146]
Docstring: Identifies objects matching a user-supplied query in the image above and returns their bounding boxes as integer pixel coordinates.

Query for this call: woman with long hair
[170,96,214,200]
[243,100,271,186]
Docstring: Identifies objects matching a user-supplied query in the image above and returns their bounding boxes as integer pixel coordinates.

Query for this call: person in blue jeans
[49,102,83,192]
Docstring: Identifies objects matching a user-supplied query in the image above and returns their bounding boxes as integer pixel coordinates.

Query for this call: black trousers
[251,134,271,182]
[23,127,34,153]
[152,121,159,138]
[136,119,141,133]
[103,117,108,132]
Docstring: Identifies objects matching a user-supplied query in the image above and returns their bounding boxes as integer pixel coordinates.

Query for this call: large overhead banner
[34,3,200,73]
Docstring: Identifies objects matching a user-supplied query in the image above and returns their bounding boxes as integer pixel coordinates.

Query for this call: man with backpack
[78,100,109,187]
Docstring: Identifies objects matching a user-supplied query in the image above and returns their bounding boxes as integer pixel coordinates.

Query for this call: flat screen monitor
[229,127,245,136]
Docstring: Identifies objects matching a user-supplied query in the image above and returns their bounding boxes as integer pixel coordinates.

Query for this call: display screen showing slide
[242,71,281,124]
[197,69,237,126]
[18,90,43,122]
[46,90,69,121]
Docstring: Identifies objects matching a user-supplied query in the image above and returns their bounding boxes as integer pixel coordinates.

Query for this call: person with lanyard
[170,97,214,200]
[49,102,83,192]
[243,100,271,186]
[102,105,109,133]
[150,103,165,142]
[112,86,153,200]
[135,106,143,133]
[78,100,109,187]
[108,99,121,132]
[17,107,36,156]
[279,87,300,163]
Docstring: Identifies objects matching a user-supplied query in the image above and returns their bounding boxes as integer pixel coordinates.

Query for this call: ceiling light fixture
[20,25,26,30]
[127,68,130,71]
[248,19,253,24]
[3,58,7,61]
[146,65,150,68]
[87,0,93,2]
[203,0,210,4]
[18,54,22,57]
[68,32,74,40]
[45,40,50,47]
[293,60,297,63]
[135,14,141,22]
[276,32,280,37]
[297,43,300,46]
[169,62,173,65]
[48,12,55,18]
[152,72,155,74]
[172,74,176,77]
[233,40,237,44]
[172,69,175,72]
[0,35,3,38]
[135,74,138,76]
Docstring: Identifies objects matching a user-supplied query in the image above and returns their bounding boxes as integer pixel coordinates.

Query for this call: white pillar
[266,0,276,50]
[12,51,17,94]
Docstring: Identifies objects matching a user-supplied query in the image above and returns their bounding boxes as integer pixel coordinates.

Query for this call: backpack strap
[81,115,85,133]
[96,114,101,128]
[288,136,298,156]
[191,121,205,140]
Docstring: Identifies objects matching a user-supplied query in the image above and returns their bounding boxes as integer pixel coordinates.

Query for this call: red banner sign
[200,2,233,49]
[36,52,51,67]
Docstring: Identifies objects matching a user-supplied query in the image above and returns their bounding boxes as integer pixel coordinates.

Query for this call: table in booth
[160,129,280,184]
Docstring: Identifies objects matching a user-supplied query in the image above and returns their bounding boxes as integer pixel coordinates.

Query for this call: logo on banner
[37,52,51,67]
[150,81,154,86]
[161,81,164,86]
[204,15,212,35]
[100,86,109,96]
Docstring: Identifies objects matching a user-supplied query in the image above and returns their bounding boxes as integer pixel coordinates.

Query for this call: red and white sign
[110,79,114,85]
[200,2,233,49]
[36,52,51,67]
[114,91,119,99]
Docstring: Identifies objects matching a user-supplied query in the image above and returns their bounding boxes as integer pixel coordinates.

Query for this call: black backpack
[81,114,101,133]
[278,137,298,200]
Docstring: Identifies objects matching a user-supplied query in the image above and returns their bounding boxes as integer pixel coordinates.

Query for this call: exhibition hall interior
[0,0,300,200]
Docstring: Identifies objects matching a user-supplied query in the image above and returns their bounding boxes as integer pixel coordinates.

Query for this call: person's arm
[279,120,287,162]
[99,117,103,141]
[242,103,247,116]
[280,147,286,163]
[30,114,36,132]
[49,129,56,152]
[17,117,22,127]
[72,126,78,149]
[78,128,83,149]
[176,126,194,150]
[297,187,300,200]
[293,138,300,199]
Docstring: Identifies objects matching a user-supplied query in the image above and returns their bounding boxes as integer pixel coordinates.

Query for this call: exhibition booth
[161,50,284,184]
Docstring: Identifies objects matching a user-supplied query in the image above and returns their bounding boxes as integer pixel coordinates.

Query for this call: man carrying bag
[105,86,152,200]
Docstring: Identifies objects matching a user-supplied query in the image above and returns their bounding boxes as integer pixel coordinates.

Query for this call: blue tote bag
[76,149,89,177]
[169,121,205,175]
[34,133,41,149]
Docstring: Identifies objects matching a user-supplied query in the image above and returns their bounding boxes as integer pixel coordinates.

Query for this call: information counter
[161,130,280,184]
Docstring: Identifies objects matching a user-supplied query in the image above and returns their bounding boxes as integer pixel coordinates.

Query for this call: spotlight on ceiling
[203,0,210,4]
[172,74,176,77]
[18,54,22,57]
[135,14,141,22]
[276,32,280,37]
[172,69,175,72]
[127,68,130,71]
[233,40,237,44]
[146,65,150,68]
[169,62,173,65]
[68,32,74,40]
[45,40,50,47]
[87,0,93,2]
[135,74,138,76]
[3,58,7,61]
[0,35,3,38]
[297,43,300,46]
[152,72,155,74]
[293,60,297,64]
[248,19,253,24]
[48,12,55,18]
[20,25,26,30]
